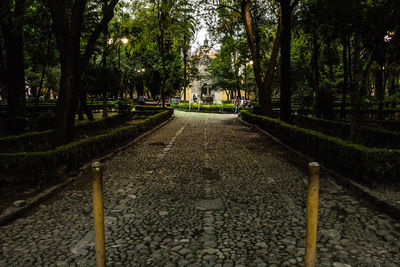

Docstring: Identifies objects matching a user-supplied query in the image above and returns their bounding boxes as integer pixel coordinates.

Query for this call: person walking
[234,96,240,113]
[241,97,247,109]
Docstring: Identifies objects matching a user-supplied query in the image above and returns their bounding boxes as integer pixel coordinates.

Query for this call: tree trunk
[375,68,384,120]
[157,0,166,108]
[102,91,108,118]
[280,0,292,123]
[0,0,26,132]
[78,87,94,121]
[102,13,109,118]
[312,27,320,93]
[48,0,118,144]
[183,39,188,101]
[263,19,281,115]
[54,59,80,144]
[241,0,279,116]
[36,32,52,108]
[348,35,352,83]
[340,37,348,119]
[349,0,362,142]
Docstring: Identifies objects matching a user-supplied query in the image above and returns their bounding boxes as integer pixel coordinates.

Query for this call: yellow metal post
[305,162,320,267]
[92,162,106,267]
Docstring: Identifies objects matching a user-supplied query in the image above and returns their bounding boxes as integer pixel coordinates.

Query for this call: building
[183,39,250,103]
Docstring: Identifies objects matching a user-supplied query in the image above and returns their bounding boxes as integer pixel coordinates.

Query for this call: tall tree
[279,0,299,123]
[0,0,26,132]
[349,0,362,142]
[47,0,119,144]
[215,0,280,116]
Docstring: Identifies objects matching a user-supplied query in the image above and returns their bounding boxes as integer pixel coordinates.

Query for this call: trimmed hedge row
[0,130,53,153]
[362,120,400,132]
[0,109,173,183]
[171,103,237,113]
[0,112,148,153]
[135,105,166,111]
[241,110,400,184]
[296,116,400,149]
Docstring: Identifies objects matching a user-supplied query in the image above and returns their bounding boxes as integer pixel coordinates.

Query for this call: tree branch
[290,0,300,12]
[216,4,241,14]
[81,0,119,72]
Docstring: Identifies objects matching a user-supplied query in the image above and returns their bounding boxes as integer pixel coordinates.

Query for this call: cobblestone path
[1,111,399,266]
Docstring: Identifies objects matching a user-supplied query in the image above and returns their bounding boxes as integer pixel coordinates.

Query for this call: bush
[0,109,173,183]
[171,102,236,113]
[114,99,133,112]
[135,105,167,111]
[296,115,400,149]
[0,111,159,153]
[241,110,400,184]
[362,120,400,132]
[0,130,53,153]
[0,117,29,134]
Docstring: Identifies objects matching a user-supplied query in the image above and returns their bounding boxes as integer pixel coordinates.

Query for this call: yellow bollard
[92,162,106,267]
[305,162,320,267]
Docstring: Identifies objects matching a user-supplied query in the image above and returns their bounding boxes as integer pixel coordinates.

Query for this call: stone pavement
[0,111,399,266]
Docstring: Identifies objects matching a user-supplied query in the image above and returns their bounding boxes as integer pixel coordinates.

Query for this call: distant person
[234,96,240,113]
[193,94,197,102]
[241,97,247,109]
[247,99,252,109]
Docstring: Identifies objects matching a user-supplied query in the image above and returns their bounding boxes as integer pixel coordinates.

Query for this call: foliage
[241,110,400,184]
[0,109,173,183]
[0,111,150,153]
[296,115,400,149]
[171,102,237,113]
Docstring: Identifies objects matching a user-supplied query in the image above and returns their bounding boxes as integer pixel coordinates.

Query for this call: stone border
[238,117,400,220]
[0,116,175,226]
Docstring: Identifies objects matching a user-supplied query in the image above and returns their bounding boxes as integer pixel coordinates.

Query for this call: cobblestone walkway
[1,111,399,266]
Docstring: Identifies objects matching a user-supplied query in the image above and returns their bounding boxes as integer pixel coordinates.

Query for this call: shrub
[0,109,173,183]
[171,102,236,113]
[135,105,167,111]
[296,115,400,148]
[241,110,400,184]
[0,110,160,153]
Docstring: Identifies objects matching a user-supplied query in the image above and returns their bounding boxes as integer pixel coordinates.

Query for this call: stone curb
[0,115,175,226]
[238,117,400,220]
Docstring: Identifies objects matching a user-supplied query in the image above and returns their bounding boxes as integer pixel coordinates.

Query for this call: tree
[47,0,119,144]
[279,0,299,123]
[0,0,26,132]
[212,0,280,115]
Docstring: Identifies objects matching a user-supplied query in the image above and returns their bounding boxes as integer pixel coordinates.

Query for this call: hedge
[0,109,173,183]
[135,105,167,111]
[0,111,150,153]
[241,110,400,184]
[171,102,237,113]
[296,116,400,149]
[362,120,400,132]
